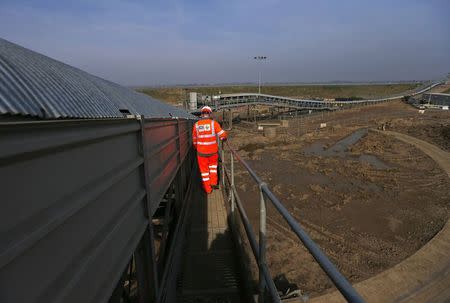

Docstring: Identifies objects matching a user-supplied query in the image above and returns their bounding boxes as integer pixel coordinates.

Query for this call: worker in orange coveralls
[192,106,228,194]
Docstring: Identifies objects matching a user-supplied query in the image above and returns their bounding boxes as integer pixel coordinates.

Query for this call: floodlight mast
[254,56,267,94]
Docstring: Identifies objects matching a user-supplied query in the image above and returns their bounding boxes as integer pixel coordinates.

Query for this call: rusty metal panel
[142,118,193,216]
[0,119,148,303]
[178,119,190,162]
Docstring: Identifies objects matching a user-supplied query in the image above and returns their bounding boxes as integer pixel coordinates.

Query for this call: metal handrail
[221,141,365,303]
[222,163,281,303]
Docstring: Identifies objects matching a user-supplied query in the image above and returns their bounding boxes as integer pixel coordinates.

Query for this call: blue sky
[0,0,449,86]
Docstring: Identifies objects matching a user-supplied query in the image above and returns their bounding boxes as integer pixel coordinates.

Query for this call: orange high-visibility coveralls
[192,118,227,193]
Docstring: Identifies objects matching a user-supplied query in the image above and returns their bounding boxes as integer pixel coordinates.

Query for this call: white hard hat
[201,106,212,114]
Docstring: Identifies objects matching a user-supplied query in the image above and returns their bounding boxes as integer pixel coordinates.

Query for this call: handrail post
[259,183,267,303]
[231,151,235,220]
[221,142,225,187]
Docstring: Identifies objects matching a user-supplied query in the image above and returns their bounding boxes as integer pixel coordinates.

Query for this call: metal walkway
[177,188,242,302]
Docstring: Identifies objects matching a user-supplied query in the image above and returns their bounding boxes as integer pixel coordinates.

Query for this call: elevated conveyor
[191,81,445,114]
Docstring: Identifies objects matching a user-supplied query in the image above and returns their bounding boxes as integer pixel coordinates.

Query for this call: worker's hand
[221,137,227,142]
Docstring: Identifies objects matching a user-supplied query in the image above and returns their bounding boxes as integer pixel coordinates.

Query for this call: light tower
[254,56,267,94]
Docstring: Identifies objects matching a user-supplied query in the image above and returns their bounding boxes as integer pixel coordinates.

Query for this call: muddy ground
[227,101,450,298]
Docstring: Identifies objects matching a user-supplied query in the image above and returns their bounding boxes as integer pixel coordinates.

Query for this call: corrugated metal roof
[0,38,193,119]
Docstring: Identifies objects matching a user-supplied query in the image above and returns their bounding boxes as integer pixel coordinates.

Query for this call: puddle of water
[328,128,368,154]
[303,142,327,155]
[304,128,390,169]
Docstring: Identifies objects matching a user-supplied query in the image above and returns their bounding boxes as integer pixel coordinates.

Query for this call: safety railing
[220,141,365,303]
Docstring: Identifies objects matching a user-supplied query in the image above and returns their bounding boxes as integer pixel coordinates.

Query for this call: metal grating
[177,190,242,302]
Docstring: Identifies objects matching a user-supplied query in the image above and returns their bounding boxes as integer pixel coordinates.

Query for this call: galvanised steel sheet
[0,119,146,303]
[142,118,193,216]
[0,38,193,120]
[0,117,194,303]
